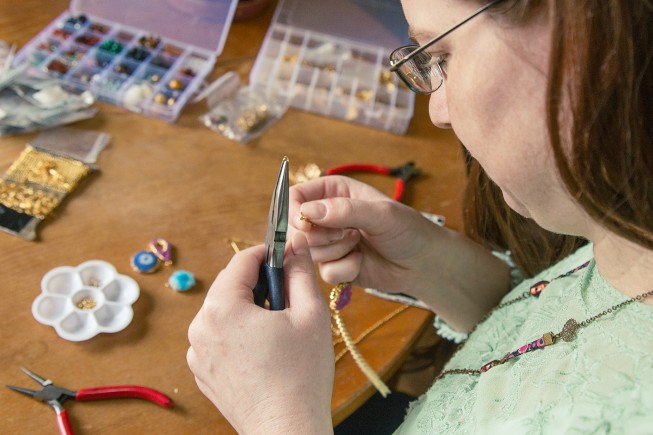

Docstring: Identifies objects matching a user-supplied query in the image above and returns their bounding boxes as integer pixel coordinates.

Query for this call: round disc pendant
[131,250,160,273]
[168,270,196,291]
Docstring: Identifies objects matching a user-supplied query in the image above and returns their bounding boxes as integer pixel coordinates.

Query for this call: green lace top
[396,244,653,434]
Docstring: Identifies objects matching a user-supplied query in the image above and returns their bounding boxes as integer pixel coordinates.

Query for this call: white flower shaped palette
[32,260,139,341]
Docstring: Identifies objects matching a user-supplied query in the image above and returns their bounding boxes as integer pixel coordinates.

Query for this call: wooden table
[0,1,465,433]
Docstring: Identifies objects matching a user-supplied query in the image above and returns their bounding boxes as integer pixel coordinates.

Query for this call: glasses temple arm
[390,0,502,72]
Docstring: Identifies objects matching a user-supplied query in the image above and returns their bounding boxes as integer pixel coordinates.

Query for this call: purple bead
[335,283,352,310]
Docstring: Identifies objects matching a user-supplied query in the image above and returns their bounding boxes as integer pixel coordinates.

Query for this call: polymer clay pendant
[131,250,160,273]
[149,238,173,266]
[167,270,196,292]
[333,282,352,310]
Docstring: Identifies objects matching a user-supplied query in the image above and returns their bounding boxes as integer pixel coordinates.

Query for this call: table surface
[0,1,465,433]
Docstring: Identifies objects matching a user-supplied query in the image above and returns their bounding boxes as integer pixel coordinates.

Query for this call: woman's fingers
[318,250,364,284]
[284,232,323,309]
[299,197,399,237]
[308,229,360,262]
[211,244,266,305]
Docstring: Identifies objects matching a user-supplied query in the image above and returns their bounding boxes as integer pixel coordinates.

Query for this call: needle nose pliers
[6,367,174,435]
[253,156,290,311]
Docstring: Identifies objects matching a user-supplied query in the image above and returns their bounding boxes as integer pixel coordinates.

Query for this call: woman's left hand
[187,233,334,435]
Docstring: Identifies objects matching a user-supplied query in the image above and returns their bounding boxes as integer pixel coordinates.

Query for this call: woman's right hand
[290,175,442,296]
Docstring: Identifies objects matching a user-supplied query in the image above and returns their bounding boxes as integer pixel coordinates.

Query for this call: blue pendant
[168,270,196,292]
[131,250,160,273]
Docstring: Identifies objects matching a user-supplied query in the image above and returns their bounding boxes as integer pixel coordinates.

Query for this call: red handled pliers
[324,161,421,202]
[6,367,174,435]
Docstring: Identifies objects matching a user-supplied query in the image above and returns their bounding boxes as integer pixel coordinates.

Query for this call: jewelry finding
[167,270,196,292]
[76,297,97,310]
[299,213,316,227]
[130,250,160,274]
[149,238,173,266]
[7,146,90,194]
[168,79,184,91]
[0,180,62,219]
[235,105,269,133]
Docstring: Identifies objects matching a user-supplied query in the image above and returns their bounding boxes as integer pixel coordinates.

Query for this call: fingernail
[300,201,327,220]
[331,229,345,242]
[291,232,309,255]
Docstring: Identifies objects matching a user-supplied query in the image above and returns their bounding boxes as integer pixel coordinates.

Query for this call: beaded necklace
[437,260,653,381]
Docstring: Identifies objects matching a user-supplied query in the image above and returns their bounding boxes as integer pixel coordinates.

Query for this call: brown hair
[463,1,653,276]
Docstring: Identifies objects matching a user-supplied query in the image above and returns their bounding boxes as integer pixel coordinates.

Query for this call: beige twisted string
[331,284,391,397]
[333,304,409,362]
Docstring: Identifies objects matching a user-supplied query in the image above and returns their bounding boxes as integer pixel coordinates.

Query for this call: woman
[187,0,653,432]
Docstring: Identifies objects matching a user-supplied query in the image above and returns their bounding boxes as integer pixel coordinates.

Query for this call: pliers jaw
[264,156,289,269]
[6,367,76,405]
[7,367,174,434]
[389,161,421,182]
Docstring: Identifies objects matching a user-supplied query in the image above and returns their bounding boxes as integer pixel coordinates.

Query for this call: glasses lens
[391,46,443,94]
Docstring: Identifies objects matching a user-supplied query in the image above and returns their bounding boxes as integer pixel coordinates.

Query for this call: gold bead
[168,79,183,90]
[154,93,167,104]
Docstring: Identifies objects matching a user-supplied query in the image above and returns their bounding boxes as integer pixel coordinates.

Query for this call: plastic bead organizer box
[14,0,238,122]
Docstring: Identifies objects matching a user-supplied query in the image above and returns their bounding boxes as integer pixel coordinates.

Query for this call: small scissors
[6,367,174,435]
[253,156,289,311]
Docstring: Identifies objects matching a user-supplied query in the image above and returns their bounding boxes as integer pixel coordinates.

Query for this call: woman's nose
[428,86,452,129]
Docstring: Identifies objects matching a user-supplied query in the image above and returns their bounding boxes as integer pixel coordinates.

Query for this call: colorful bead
[529,280,549,296]
[45,59,70,75]
[89,23,110,34]
[99,39,124,54]
[139,35,161,49]
[126,47,150,62]
[75,34,101,46]
[335,283,352,310]
[63,15,88,30]
[168,270,195,291]
[168,79,184,90]
[131,250,159,273]
[154,93,167,104]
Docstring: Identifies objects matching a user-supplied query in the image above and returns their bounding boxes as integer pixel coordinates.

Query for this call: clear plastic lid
[71,0,238,53]
[274,0,410,50]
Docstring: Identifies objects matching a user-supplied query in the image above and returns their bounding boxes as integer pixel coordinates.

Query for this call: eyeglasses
[389,0,502,94]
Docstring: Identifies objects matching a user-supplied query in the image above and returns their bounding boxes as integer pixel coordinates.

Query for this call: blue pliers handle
[253,264,285,310]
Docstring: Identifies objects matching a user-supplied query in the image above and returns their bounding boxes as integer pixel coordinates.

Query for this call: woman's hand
[187,233,334,435]
[290,175,442,295]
